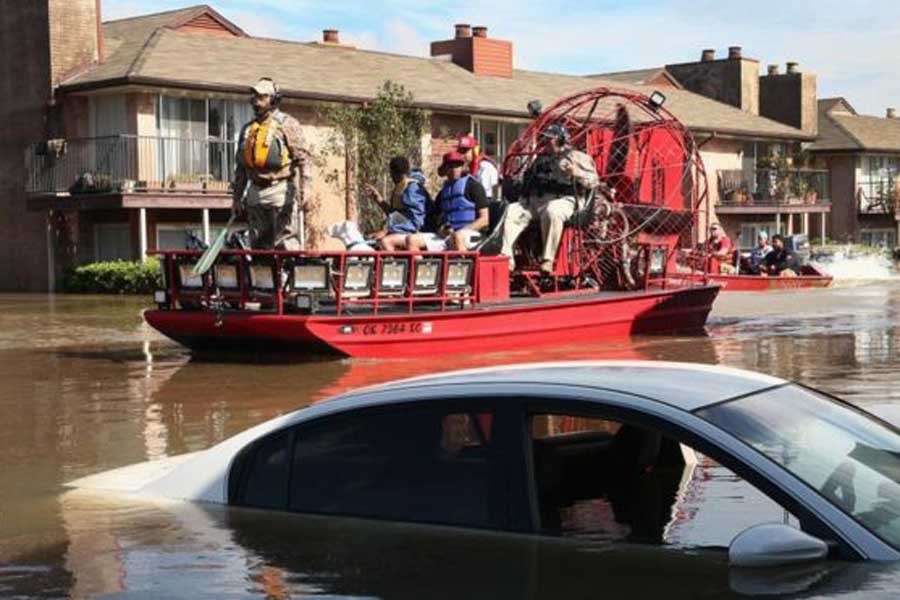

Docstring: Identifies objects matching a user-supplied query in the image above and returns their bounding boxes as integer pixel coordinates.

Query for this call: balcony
[716,169,831,214]
[24,135,234,211]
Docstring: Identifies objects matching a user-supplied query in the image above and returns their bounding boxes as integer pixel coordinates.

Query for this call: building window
[94,223,133,262]
[858,155,900,213]
[472,119,528,162]
[156,96,254,184]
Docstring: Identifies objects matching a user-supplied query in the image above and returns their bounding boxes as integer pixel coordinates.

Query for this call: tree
[319,81,428,232]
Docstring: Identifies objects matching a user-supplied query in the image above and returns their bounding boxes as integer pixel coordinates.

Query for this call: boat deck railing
[152,249,491,316]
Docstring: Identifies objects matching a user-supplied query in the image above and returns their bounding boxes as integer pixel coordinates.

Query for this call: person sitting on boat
[500,124,599,273]
[457,134,500,201]
[705,223,736,274]
[761,234,797,277]
[407,151,489,251]
[365,156,432,251]
[748,231,773,275]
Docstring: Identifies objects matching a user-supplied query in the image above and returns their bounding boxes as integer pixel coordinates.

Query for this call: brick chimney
[48,0,103,84]
[666,47,759,114]
[759,61,817,135]
[322,29,340,44]
[430,24,513,78]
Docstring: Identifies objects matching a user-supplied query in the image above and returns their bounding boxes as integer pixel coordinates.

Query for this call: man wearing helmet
[500,123,599,273]
[233,78,310,250]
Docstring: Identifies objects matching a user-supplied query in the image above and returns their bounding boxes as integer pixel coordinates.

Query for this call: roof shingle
[62,14,812,141]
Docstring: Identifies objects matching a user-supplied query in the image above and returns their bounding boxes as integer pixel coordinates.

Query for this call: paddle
[192,213,236,277]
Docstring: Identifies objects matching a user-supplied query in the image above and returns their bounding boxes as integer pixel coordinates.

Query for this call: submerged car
[69,361,900,567]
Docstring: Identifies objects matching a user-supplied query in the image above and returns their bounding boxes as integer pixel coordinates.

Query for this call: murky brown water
[1,282,899,598]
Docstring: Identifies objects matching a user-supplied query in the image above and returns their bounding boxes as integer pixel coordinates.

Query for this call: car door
[512,388,859,558]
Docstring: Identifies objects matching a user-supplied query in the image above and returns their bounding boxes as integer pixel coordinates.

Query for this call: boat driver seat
[472,200,509,256]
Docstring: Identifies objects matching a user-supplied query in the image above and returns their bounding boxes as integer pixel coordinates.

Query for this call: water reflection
[0,285,898,598]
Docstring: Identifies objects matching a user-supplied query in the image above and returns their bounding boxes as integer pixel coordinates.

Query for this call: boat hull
[144,285,719,359]
[672,272,832,292]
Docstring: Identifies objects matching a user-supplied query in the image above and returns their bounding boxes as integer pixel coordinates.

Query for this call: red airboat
[144,88,720,358]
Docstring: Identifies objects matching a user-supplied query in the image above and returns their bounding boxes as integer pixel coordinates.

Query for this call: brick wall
[0,2,53,290]
[430,112,471,168]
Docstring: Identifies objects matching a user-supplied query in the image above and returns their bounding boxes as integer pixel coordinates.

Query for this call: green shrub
[62,258,162,294]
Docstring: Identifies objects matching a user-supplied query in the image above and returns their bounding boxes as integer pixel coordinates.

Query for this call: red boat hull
[672,272,832,292]
[144,285,719,359]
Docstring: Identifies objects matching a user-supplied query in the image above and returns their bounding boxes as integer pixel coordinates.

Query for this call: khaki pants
[246,180,300,250]
[501,193,576,271]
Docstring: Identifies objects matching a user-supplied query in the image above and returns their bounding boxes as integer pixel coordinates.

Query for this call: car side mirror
[729,523,828,568]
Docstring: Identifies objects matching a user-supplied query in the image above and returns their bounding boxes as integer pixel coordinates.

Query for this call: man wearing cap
[748,231,773,274]
[500,123,599,274]
[407,151,489,251]
[705,223,735,274]
[457,134,499,201]
[233,78,310,250]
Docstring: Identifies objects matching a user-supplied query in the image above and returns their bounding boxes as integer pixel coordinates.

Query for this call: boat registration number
[361,322,432,335]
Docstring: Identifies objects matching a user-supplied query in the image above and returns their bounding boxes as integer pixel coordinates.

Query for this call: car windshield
[697,384,900,551]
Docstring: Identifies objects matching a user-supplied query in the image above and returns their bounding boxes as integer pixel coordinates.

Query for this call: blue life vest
[387,180,429,234]
[438,175,476,231]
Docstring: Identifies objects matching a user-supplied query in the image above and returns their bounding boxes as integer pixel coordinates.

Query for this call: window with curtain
[157,96,254,185]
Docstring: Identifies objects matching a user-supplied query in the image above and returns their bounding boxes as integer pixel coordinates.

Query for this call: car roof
[332,361,786,413]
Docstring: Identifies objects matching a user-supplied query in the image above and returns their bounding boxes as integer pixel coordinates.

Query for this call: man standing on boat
[500,124,599,273]
[233,78,310,250]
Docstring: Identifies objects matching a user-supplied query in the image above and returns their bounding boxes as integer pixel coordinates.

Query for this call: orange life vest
[241,115,291,172]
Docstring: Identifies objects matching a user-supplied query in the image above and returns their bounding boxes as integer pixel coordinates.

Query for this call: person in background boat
[761,234,797,277]
[457,134,500,201]
[706,223,736,274]
[748,231,773,275]
[407,152,489,251]
[364,156,431,251]
[233,78,310,250]
[500,124,599,273]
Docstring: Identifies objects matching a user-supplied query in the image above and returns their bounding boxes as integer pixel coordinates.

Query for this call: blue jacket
[437,175,476,231]
[387,180,429,234]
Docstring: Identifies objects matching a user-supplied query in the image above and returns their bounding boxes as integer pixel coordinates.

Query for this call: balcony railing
[25,135,236,195]
[717,168,830,207]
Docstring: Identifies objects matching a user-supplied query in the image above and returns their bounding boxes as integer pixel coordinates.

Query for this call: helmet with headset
[251,77,281,106]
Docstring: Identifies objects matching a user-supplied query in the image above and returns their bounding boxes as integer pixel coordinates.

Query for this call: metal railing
[25,135,236,194]
[717,169,830,207]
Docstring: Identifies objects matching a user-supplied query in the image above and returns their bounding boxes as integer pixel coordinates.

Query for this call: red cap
[457,134,478,151]
[438,151,466,175]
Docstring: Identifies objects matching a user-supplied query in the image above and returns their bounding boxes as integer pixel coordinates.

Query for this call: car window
[286,405,502,528]
[239,430,290,509]
[529,411,798,547]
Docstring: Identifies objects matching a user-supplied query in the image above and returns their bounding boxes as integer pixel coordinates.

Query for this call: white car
[70,361,900,568]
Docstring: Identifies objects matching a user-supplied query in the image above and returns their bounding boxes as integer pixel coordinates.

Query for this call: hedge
[62,258,162,294]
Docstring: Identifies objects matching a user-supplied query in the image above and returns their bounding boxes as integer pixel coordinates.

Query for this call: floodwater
[1,266,899,598]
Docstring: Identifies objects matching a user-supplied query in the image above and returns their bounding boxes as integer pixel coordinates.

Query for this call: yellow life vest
[241,116,291,172]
